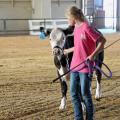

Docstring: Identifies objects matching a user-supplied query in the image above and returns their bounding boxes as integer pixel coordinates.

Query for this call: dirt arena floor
[0,33,120,120]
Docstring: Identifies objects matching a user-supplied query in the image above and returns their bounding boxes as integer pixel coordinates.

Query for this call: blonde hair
[66,6,85,22]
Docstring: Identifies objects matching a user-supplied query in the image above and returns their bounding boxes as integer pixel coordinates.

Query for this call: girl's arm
[64,47,74,55]
[88,36,106,61]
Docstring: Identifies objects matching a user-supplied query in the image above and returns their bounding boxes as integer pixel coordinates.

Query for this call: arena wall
[32,0,51,19]
[51,0,81,18]
[0,0,32,32]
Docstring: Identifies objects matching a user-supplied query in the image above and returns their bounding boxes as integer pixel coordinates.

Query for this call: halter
[53,45,69,69]
[53,46,63,52]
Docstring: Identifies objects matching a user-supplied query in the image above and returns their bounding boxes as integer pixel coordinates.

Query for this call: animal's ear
[46,29,52,36]
[40,27,44,32]
[52,21,58,30]
[51,26,57,32]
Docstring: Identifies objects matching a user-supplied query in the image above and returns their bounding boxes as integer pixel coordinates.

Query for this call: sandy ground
[0,33,120,120]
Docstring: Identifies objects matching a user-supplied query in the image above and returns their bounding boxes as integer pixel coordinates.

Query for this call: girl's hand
[87,54,94,61]
[64,47,74,55]
[64,49,69,55]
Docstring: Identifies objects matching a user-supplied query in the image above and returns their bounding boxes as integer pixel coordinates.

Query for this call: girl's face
[67,17,75,26]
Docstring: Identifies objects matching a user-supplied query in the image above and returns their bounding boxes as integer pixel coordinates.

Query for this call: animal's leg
[61,80,67,98]
[59,80,67,110]
[95,70,102,100]
[58,68,68,110]
[95,51,104,100]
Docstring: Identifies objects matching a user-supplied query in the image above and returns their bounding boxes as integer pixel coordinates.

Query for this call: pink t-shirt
[70,22,101,73]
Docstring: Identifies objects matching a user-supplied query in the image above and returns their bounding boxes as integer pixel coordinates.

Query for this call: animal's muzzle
[53,48,60,55]
[53,46,63,56]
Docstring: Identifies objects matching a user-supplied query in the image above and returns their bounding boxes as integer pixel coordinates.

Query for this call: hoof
[95,89,102,100]
[59,97,66,110]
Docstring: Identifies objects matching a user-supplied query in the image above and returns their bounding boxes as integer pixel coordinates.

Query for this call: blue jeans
[70,72,94,120]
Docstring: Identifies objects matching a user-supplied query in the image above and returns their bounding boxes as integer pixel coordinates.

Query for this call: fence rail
[0,18,69,35]
[0,17,118,35]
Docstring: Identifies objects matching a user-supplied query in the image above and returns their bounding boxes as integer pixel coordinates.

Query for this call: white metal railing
[28,19,68,35]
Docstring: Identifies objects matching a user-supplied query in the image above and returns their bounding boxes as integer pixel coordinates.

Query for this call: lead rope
[52,38,120,83]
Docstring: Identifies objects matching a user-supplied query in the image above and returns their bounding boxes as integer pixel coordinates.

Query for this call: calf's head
[49,28,66,56]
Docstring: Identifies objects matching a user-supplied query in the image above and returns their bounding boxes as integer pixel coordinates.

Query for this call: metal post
[82,0,85,14]
[11,0,14,7]
[80,0,83,9]
[58,0,60,6]
[92,0,95,26]
[116,0,119,31]
[44,18,46,29]
[3,19,6,31]
[113,0,114,29]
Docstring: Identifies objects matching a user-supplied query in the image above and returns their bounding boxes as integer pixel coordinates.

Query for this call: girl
[65,6,106,120]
